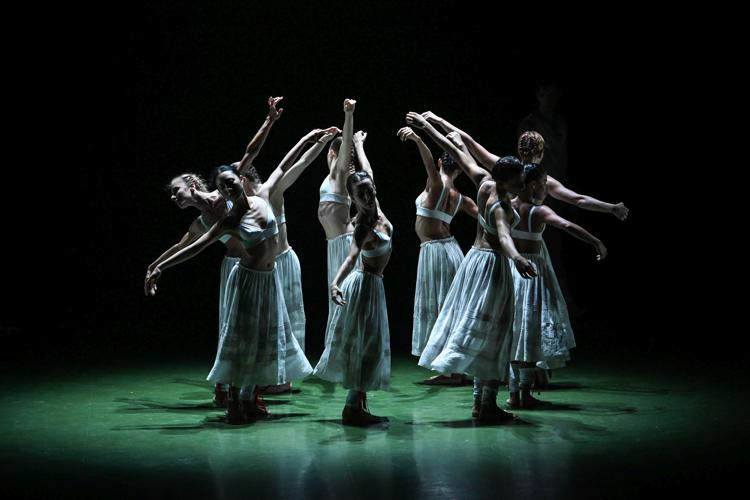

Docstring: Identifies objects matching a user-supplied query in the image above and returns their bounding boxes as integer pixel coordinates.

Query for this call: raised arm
[547,176,629,220]
[237,96,284,175]
[492,205,537,279]
[536,205,608,260]
[275,128,340,195]
[261,128,320,197]
[398,126,441,193]
[145,219,232,296]
[423,111,499,170]
[330,224,369,305]
[353,130,375,181]
[332,99,356,191]
[406,112,489,187]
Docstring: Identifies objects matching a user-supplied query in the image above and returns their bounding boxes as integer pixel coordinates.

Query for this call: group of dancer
[145,96,628,426]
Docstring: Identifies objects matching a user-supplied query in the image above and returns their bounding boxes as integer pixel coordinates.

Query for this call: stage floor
[0,355,744,498]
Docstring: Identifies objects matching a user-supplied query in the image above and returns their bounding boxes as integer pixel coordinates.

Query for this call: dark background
[2,1,697,367]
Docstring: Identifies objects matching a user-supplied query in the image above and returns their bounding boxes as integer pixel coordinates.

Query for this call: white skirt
[276,247,306,351]
[207,264,312,387]
[412,236,464,356]
[511,242,575,369]
[218,256,240,335]
[418,247,515,381]
[326,232,354,334]
[314,269,391,392]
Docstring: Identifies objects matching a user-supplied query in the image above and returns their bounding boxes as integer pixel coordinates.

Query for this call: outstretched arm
[145,219,231,296]
[536,205,608,260]
[547,176,629,220]
[276,128,340,195]
[406,112,489,188]
[398,126,441,194]
[147,218,205,272]
[493,206,537,279]
[237,96,284,175]
[330,225,368,305]
[423,111,499,170]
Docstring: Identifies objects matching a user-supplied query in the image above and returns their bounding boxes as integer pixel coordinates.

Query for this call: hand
[422,111,440,123]
[317,127,341,143]
[144,267,162,296]
[595,241,608,261]
[405,111,428,129]
[612,202,629,221]
[446,131,465,148]
[353,130,367,144]
[397,126,418,142]
[343,98,356,113]
[513,257,537,279]
[268,96,284,121]
[331,284,347,306]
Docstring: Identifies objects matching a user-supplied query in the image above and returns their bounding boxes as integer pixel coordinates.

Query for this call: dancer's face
[351,177,377,210]
[169,178,193,209]
[216,171,245,202]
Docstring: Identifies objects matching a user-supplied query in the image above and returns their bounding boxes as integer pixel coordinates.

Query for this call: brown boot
[212,383,227,408]
[342,405,389,426]
[506,391,521,410]
[240,387,270,420]
[341,393,388,426]
[520,390,547,410]
[477,401,514,424]
[471,397,481,418]
[225,386,245,425]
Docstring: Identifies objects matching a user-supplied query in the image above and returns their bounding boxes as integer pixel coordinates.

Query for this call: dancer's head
[231,161,261,195]
[522,163,548,205]
[492,156,525,196]
[438,152,461,178]
[213,164,246,203]
[517,131,545,164]
[327,137,356,171]
[346,170,377,211]
[167,173,208,209]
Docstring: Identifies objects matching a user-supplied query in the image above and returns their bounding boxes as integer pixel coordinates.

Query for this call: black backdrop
[4,2,683,366]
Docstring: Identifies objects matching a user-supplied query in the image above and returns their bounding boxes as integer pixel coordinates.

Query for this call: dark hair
[346,170,374,198]
[517,131,545,162]
[439,152,460,176]
[523,163,546,184]
[210,164,241,189]
[492,156,524,183]
[329,137,343,156]
[167,173,208,192]
[239,163,262,184]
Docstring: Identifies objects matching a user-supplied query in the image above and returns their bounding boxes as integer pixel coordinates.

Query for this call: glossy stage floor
[0,354,744,498]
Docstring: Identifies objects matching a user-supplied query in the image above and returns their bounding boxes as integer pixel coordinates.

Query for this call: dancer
[237,124,342,354]
[145,164,313,424]
[508,162,607,408]
[313,169,393,426]
[397,126,478,385]
[318,99,359,339]
[144,173,246,407]
[409,111,536,424]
